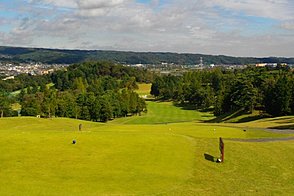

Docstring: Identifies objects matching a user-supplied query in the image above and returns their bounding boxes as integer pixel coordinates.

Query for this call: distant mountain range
[0,46,293,65]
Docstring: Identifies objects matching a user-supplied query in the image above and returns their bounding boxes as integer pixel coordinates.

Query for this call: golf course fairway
[0,101,293,195]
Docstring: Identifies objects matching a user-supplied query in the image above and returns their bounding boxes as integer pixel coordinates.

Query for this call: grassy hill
[0,101,293,195]
[1,46,294,65]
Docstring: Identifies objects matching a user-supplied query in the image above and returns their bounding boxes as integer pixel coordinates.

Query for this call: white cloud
[77,0,126,9]
[281,21,294,30]
[204,0,294,20]
[28,0,130,9]
[1,0,293,57]
[28,0,77,8]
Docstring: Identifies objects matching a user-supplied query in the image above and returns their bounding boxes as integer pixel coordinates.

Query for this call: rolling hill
[1,46,294,65]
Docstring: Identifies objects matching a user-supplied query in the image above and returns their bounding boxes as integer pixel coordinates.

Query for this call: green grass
[0,118,195,195]
[112,101,214,124]
[0,101,294,195]
[10,83,55,97]
[135,83,152,95]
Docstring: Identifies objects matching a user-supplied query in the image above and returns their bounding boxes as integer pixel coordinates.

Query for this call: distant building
[2,76,14,81]
[255,63,267,67]
[256,63,287,68]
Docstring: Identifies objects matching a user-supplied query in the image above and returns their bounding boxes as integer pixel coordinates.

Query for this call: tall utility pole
[199,57,203,68]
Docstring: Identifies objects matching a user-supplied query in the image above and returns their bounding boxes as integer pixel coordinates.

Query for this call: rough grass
[0,101,294,195]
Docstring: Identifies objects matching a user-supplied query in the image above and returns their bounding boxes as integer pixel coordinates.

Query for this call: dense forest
[151,66,294,117]
[1,60,294,121]
[1,46,294,65]
[0,62,152,122]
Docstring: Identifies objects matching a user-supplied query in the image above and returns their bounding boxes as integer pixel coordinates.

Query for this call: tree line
[19,86,146,122]
[151,66,294,117]
[0,62,150,122]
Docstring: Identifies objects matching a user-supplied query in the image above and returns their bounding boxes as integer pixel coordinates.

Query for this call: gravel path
[228,137,294,142]
[263,128,294,134]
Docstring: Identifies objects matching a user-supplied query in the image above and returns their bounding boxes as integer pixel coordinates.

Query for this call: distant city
[0,60,292,81]
[0,46,293,80]
[0,62,68,79]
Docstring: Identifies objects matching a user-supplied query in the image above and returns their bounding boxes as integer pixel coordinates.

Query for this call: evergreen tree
[100,97,112,122]
[264,76,291,116]
[0,91,11,117]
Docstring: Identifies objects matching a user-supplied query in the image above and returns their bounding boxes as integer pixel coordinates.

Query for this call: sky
[0,0,293,57]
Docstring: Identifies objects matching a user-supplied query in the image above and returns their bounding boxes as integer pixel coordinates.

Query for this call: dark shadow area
[199,107,215,112]
[275,119,294,124]
[201,114,214,118]
[203,109,268,123]
[145,98,168,102]
[173,102,197,110]
[203,110,245,123]
[204,153,216,162]
[261,117,293,122]
[235,115,264,123]
[269,124,294,130]
[145,98,156,101]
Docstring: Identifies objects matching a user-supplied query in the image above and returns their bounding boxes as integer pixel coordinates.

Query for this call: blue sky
[137,0,151,3]
[0,0,293,57]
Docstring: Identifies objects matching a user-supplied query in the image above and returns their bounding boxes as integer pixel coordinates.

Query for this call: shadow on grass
[204,153,216,162]
[203,109,265,123]
[261,116,293,122]
[203,110,245,123]
[274,119,294,124]
[269,124,294,130]
[235,115,264,123]
[173,102,197,110]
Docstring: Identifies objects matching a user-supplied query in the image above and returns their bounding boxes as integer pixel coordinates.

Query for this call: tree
[214,90,225,116]
[291,78,294,114]
[150,77,163,97]
[99,97,112,122]
[211,68,223,93]
[18,88,26,103]
[0,91,11,117]
[124,77,139,90]
[76,93,89,120]
[73,77,87,94]
[264,76,291,116]
[21,94,41,116]
[229,78,257,113]
[42,87,57,117]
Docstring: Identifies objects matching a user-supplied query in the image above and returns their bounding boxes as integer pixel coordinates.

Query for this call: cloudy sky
[0,0,293,57]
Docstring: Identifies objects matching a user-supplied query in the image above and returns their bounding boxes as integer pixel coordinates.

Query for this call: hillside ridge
[1,45,294,65]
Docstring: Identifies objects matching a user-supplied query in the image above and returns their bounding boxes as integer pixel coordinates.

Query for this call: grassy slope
[0,98,294,195]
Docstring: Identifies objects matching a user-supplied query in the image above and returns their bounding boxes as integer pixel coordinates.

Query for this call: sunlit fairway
[0,101,294,195]
[112,101,214,124]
